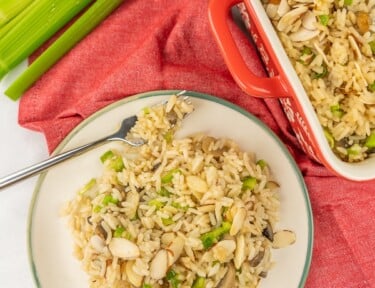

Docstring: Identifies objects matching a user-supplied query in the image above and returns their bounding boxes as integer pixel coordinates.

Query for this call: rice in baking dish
[62,95,294,288]
[263,0,375,162]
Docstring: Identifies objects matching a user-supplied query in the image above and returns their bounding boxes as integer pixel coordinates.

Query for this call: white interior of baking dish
[248,0,375,181]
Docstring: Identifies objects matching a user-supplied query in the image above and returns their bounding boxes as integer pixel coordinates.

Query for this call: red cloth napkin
[18,0,375,287]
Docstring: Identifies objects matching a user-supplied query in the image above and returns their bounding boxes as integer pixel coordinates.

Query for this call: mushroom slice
[217,263,236,288]
[262,221,274,242]
[272,230,296,249]
[249,250,265,267]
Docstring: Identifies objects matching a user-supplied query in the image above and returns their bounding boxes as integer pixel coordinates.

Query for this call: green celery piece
[100,150,115,163]
[344,0,353,5]
[0,0,93,82]
[5,0,123,100]
[161,217,175,226]
[110,156,124,172]
[158,187,171,197]
[323,128,335,148]
[113,226,125,238]
[77,178,96,195]
[369,41,375,55]
[142,284,152,288]
[161,169,181,184]
[148,199,165,210]
[192,276,206,288]
[256,159,267,169]
[318,15,329,26]
[0,0,34,28]
[365,133,375,148]
[368,81,375,92]
[200,221,231,249]
[166,269,180,288]
[102,194,119,206]
[241,176,257,191]
[330,104,344,118]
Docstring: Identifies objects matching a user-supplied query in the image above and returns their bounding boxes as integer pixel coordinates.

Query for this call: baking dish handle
[208,0,289,98]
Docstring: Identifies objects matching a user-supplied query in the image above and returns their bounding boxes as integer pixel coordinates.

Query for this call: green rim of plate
[27,89,313,288]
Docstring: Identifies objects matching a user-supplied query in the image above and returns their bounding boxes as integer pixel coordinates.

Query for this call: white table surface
[0,63,49,288]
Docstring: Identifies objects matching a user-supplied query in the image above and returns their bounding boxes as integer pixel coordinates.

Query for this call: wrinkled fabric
[18,0,375,287]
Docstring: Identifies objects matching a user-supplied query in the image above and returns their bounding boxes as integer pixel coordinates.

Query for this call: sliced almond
[150,249,169,280]
[234,234,245,269]
[186,175,208,193]
[212,240,236,263]
[230,207,246,236]
[108,238,140,259]
[125,261,143,287]
[272,230,296,249]
[167,236,185,264]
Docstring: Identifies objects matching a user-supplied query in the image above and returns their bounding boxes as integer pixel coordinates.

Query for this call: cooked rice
[262,0,375,161]
[62,95,283,288]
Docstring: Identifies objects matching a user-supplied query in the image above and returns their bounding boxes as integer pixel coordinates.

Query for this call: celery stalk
[0,0,34,28]
[0,0,93,81]
[5,0,123,100]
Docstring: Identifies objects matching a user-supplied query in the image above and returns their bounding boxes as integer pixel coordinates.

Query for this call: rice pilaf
[263,0,375,161]
[62,95,294,288]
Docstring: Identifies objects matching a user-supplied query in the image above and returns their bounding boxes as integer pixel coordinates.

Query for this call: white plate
[28,90,313,288]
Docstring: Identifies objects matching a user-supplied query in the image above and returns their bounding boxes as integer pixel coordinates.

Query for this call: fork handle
[0,138,106,189]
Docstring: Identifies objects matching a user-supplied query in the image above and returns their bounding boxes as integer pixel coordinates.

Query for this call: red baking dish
[208,0,375,181]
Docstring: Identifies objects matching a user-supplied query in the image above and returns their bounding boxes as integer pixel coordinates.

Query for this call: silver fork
[0,91,188,189]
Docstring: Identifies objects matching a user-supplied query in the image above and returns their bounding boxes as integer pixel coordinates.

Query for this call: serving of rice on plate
[61,94,297,288]
[262,0,375,162]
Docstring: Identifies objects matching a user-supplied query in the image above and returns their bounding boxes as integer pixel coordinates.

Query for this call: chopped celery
[323,128,335,148]
[256,159,267,169]
[5,0,123,100]
[301,46,312,55]
[200,221,231,249]
[110,157,124,172]
[163,130,174,143]
[312,65,328,79]
[102,195,119,206]
[100,150,115,163]
[142,284,152,288]
[344,0,353,5]
[368,81,375,92]
[158,187,171,197]
[347,144,361,155]
[100,150,124,172]
[241,176,257,191]
[369,41,375,55]
[77,178,96,195]
[161,217,175,226]
[142,107,150,114]
[148,199,165,210]
[161,169,181,184]
[192,276,205,288]
[93,205,102,213]
[171,202,189,211]
[0,0,34,28]
[166,269,180,288]
[318,15,329,26]
[0,0,92,81]
[330,104,344,118]
[365,133,375,148]
[113,226,125,238]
